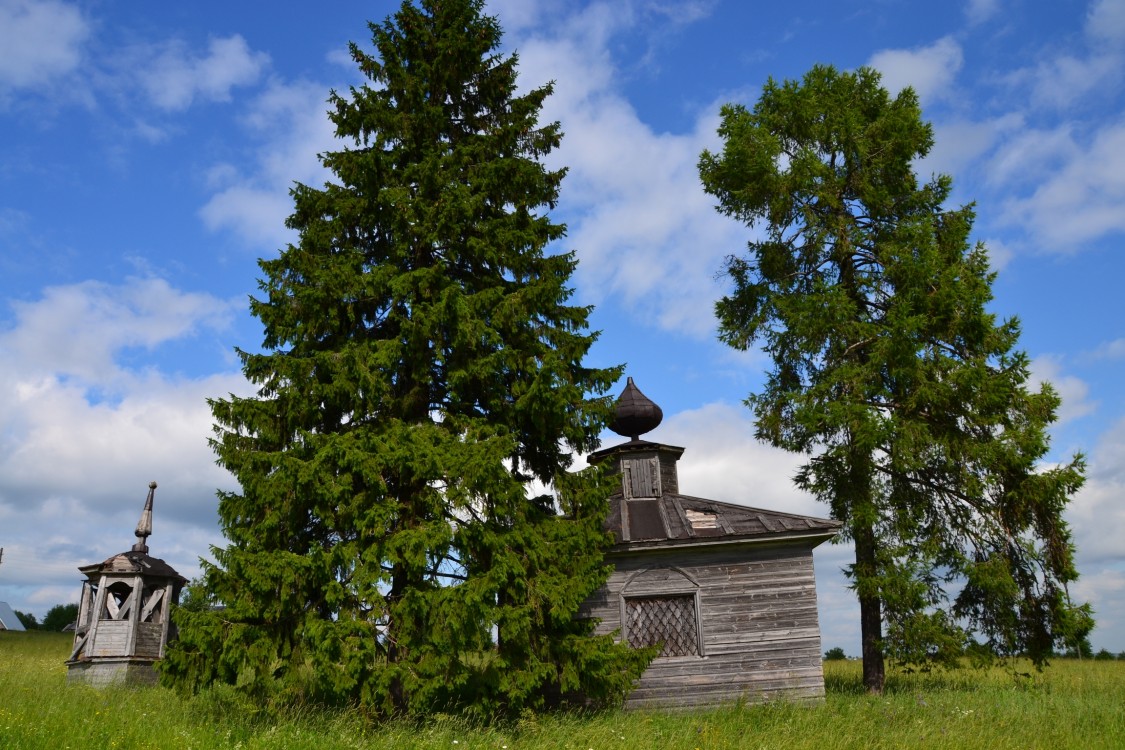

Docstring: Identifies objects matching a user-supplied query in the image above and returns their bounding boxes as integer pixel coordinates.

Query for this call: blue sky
[0,0,1122,656]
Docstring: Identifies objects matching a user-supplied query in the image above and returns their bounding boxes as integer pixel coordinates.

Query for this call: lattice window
[625,595,699,657]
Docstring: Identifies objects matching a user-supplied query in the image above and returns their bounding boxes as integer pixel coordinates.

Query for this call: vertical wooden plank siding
[585,543,827,708]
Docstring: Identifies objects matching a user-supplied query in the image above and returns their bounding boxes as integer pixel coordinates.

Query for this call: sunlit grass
[2,632,1122,749]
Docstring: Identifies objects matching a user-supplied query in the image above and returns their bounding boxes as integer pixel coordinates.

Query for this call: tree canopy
[41,603,77,632]
[163,0,647,717]
[699,64,1091,692]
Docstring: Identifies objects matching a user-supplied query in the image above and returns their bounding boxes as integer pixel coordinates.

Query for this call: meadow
[2,631,1122,749]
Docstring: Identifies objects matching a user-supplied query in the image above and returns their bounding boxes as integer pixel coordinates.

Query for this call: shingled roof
[0,601,26,631]
[604,492,842,550]
[78,550,186,582]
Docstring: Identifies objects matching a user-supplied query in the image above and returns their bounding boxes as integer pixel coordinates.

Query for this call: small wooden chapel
[66,482,186,687]
[582,378,842,709]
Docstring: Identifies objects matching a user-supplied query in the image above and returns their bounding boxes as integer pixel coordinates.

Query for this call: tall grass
[2,631,1122,749]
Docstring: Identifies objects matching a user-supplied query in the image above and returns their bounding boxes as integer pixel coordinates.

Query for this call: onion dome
[608,377,663,440]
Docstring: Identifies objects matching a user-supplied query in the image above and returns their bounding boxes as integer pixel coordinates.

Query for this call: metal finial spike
[132,481,156,553]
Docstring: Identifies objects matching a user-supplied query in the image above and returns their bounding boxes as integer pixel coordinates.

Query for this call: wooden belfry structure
[66,482,186,686]
[582,378,842,708]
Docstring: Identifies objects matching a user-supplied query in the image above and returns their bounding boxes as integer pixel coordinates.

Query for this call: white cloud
[652,401,819,516]
[999,0,1124,112]
[1068,415,1125,566]
[200,184,298,251]
[867,36,963,104]
[485,0,560,33]
[1000,121,1125,250]
[1070,566,1125,652]
[965,0,1001,26]
[1087,0,1125,45]
[0,278,250,618]
[978,237,1014,271]
[1029,356,1095,425]
[510,5,744,336]
[139,35,269,111]
[200,79,335,250]
[1067,416,1125,647]
[0,0,89,91]
[984,124,1079,188]
[200,78,335,249]
[1090,337,1125,360]
[920,114,1024,183]
[1,277,236,386]
[1025,52,1123,110]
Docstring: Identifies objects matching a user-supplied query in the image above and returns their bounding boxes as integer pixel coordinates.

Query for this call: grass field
[2,631,1122,749]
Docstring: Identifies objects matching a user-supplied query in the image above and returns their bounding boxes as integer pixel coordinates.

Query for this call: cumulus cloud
[983,124,1079,188]
[200,79,335,250]
[2,277,236,386]
[997,0,1124,112]
[0,278,250,617]
[1023,52,1123,111]
[1071,567,1125,649]
[1029,356,1095,425]
[1068,415,1125,566]
[138,35,269,111]
[999,122,1125,250]
[508,3,746,336]
[1090,337,1125,360]
[867,36,963,104]
[485,0,559,33]
[0,0,89,91]
[654,401,815,514]
[1087,0,1125,45]
[920,114,1024,184]
[965,0,1001,26]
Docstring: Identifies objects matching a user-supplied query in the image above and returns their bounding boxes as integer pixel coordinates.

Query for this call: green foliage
[14,610,37,629]
[164,0,646,718]
[824,646,847,661]
[176,577,216,613]
[40,603,78,632]
[1094,649,1116,661]
[699,64,1090,690]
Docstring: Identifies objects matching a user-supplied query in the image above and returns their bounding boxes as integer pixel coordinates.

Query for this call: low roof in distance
[0,600,27,631]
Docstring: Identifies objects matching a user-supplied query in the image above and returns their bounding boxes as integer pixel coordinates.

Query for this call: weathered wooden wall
[135,623,163,658]
[585,542,826,709]
[88,621,131,658]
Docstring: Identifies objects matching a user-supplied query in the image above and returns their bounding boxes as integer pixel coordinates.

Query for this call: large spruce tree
[698,65,1091,693]
[164,0,647,716]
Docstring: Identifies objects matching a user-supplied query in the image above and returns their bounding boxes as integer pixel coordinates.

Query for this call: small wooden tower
[66,482,186,686]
